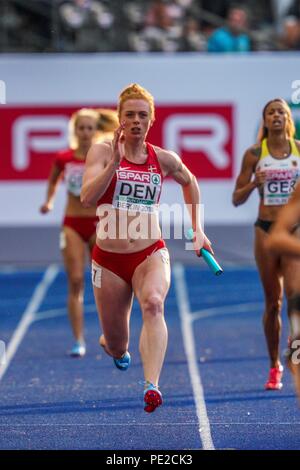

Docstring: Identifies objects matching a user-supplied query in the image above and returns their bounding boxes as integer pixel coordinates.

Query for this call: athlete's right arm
[80,143,116,208]
[232,146,261,207]
[40,163,63,214]
[81,123,125,207]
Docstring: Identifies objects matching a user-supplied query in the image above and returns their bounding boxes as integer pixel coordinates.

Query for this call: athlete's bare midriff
[95,206,162,253]
[257,201,284,222]
[65,193,96,217]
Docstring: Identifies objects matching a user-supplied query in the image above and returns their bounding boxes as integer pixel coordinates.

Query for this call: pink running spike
[265,365,283,390]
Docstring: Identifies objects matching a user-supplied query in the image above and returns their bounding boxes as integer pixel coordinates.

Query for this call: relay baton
[187,228,224,276]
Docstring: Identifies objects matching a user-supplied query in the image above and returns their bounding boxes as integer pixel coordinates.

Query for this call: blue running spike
[70,341,86,358]
[113,351,131,371]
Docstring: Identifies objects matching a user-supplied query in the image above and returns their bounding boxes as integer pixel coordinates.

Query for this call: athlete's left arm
[266,182,300,256]
[158,149,213,255]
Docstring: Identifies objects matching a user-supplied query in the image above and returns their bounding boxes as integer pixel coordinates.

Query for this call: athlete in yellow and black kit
[232,98,300,391]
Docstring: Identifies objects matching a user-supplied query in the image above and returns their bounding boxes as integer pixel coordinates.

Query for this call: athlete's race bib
[112,169,161,213]
[263,169,300,205]
[65,163,85,197]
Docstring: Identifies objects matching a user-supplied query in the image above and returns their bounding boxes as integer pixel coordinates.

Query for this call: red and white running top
[55,149,85,197]
[97,142,163,213]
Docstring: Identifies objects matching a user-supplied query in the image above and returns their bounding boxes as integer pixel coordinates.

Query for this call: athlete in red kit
[40,108,118,357]
[81,83,212,412]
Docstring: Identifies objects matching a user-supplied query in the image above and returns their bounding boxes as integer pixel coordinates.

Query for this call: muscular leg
[61,226,86,343]
[255,227,283,369]
[92,262,133,359]
[281,224,300,339]
[132,248,171,387]
[281,254,300,398]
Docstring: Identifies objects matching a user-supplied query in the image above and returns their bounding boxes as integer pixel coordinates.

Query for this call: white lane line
[173,263,215,450]
[190,302,263,321]
[0,264,59,382]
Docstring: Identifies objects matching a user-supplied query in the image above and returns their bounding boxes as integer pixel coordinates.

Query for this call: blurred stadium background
[0,0,300,266]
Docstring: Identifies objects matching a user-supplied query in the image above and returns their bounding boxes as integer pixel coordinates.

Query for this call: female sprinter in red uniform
[40,108,118,357]
[81,83,212,412]
[232,98,300,391]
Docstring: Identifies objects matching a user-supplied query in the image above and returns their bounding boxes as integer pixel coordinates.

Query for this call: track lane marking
[173,263,215,450]
[0,264,59,382]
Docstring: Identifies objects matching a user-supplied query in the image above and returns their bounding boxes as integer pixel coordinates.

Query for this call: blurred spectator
[59,0,113,29]
[122,1,150,51]
[145,0,190,27]
[59,0,114,51]
[123,1,148,30]
[207,5,251,52]
[277,15,300,50]
[129,0,184,52]
[179,17,207,51]
[1,0,300,53]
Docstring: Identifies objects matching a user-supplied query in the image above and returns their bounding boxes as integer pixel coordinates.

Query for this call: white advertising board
[0,53,299,225]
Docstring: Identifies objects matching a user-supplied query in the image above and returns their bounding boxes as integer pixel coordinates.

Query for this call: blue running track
[0,264,299,450]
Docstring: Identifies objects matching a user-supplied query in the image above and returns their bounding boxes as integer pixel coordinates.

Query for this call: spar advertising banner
[0,53,299,225]
[0,104,233,181]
